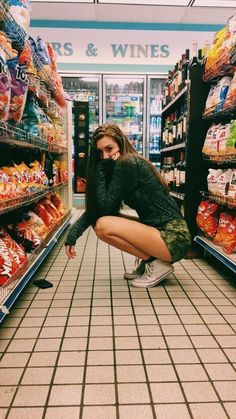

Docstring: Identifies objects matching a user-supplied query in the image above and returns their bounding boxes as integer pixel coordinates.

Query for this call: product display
[195,14,236,272]
[0,1,72,322]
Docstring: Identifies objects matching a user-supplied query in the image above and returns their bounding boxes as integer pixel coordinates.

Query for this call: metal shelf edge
[0,214,71,323]
[194,235,236,274]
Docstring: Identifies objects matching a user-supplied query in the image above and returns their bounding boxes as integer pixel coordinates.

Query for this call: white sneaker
[131,259,174,288]
[124,258,146,280]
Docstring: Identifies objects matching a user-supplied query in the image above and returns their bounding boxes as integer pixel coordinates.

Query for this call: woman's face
[96,136,120,160]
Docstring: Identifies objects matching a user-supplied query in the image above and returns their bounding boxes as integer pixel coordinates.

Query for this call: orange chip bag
[213,212,234,246]
[203,202,219,238]
[221,216,236,254]
[196,200,210,231]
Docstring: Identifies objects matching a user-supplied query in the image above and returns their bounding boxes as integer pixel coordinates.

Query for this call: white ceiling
[30,0,236,24]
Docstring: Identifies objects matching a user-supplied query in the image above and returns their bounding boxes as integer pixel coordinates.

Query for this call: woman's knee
[94,216,111,239]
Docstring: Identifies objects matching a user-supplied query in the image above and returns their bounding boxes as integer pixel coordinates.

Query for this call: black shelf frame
[161,65,212,240]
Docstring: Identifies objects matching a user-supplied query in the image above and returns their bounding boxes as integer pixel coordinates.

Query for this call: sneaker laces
[134,257,141,269]
[142,261,154,281]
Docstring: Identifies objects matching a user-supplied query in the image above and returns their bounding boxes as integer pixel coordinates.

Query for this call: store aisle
[0,223,236,419]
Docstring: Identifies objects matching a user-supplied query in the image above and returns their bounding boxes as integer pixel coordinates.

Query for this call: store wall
[30,21,223,74]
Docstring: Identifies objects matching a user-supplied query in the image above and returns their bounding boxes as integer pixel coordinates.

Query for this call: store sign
[30,26,216,72]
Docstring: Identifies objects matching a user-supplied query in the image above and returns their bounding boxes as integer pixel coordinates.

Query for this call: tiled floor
[0,222,236,419]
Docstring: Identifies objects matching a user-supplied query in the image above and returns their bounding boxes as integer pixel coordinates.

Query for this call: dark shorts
[159,219,192,263]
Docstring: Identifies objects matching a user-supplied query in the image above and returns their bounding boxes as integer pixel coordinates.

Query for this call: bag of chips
[0,56,11,121]
[7,58,29,124]
[0,238,20,286]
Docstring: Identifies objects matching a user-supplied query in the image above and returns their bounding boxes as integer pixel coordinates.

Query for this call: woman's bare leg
[94,216,172,262]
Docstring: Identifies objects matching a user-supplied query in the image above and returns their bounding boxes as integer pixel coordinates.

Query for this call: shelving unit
[194,26,236,272]
[195,110,236,273]
[0,5,73,323]
[0,102,72,324]
[161,64,211,241]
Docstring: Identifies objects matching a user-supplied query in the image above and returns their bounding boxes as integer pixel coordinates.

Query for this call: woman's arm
[95,155,138,215]
[65,210,91,246]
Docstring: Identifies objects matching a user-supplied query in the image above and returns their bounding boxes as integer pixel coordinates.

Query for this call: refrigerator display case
[103,75,146,155]
[147,77,165,170]
[62,75,102,186]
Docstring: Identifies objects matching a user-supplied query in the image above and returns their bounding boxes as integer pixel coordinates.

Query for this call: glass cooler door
[147,77,165,170]
[103,75,146,155]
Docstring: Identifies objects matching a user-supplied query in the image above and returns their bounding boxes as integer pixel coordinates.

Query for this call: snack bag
[228,169,236,199]
[59,161,68,183]
[213,211,234,246]
[224,71,236,109]
[7,58,29,124]
[34,202,55,228]
[0,168,17,200]
[203,202,219,238]
[0,238,19,286]
[221,216,236,254]
[226,120,236,156]
[203,85,216,115]
[207,168,223,195]
[214,77,232,113]
[202,124,217,156]
[50,192,65,216]
[0,226,27,265]
[29,160,48,189]
[25,211,49,239]
[216,169,232,197]
[0,56,11,121]
[7,220,42,252]
[8,0,31,34]
[196,200,210,231]
[14,162,34,193]
[2,165,24,196]
[19,43,37,75]
[40,197,61,220]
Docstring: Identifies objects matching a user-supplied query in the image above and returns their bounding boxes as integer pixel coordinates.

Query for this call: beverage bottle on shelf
[177,107,183,143]
[168,114,174,146]
[182,104,187,142]
[181,49,190,86]
[179,153,186,193]
[162,116,169,148]
[164,157,171,187]
[169,157,175,191]
[197,48,204,65]
[151,116,157,132]
[172,111,177,145]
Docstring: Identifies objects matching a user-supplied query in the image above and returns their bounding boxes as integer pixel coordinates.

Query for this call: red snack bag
[203,202,219,238]
[0,238,19,286]
[40,198,61,219]
[51,192,65,216]
[0,226,27,265]
[196,200,210,231]
[34,202,55,228]
[26,211,49,239]
[7,221,42,252]
[0,56,11,121]
[221,216,236,254]
[213,212,234,246]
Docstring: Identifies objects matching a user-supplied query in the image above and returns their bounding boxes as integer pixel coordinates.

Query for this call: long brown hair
[85,122,167,224]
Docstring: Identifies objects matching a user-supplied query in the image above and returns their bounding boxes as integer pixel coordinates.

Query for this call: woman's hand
[65,245,77,259]
[111,151,120,160]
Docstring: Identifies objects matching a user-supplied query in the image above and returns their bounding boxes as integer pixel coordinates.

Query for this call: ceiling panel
[192,0,236,6]
[98,0,190,4]
[30,0,95,3]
